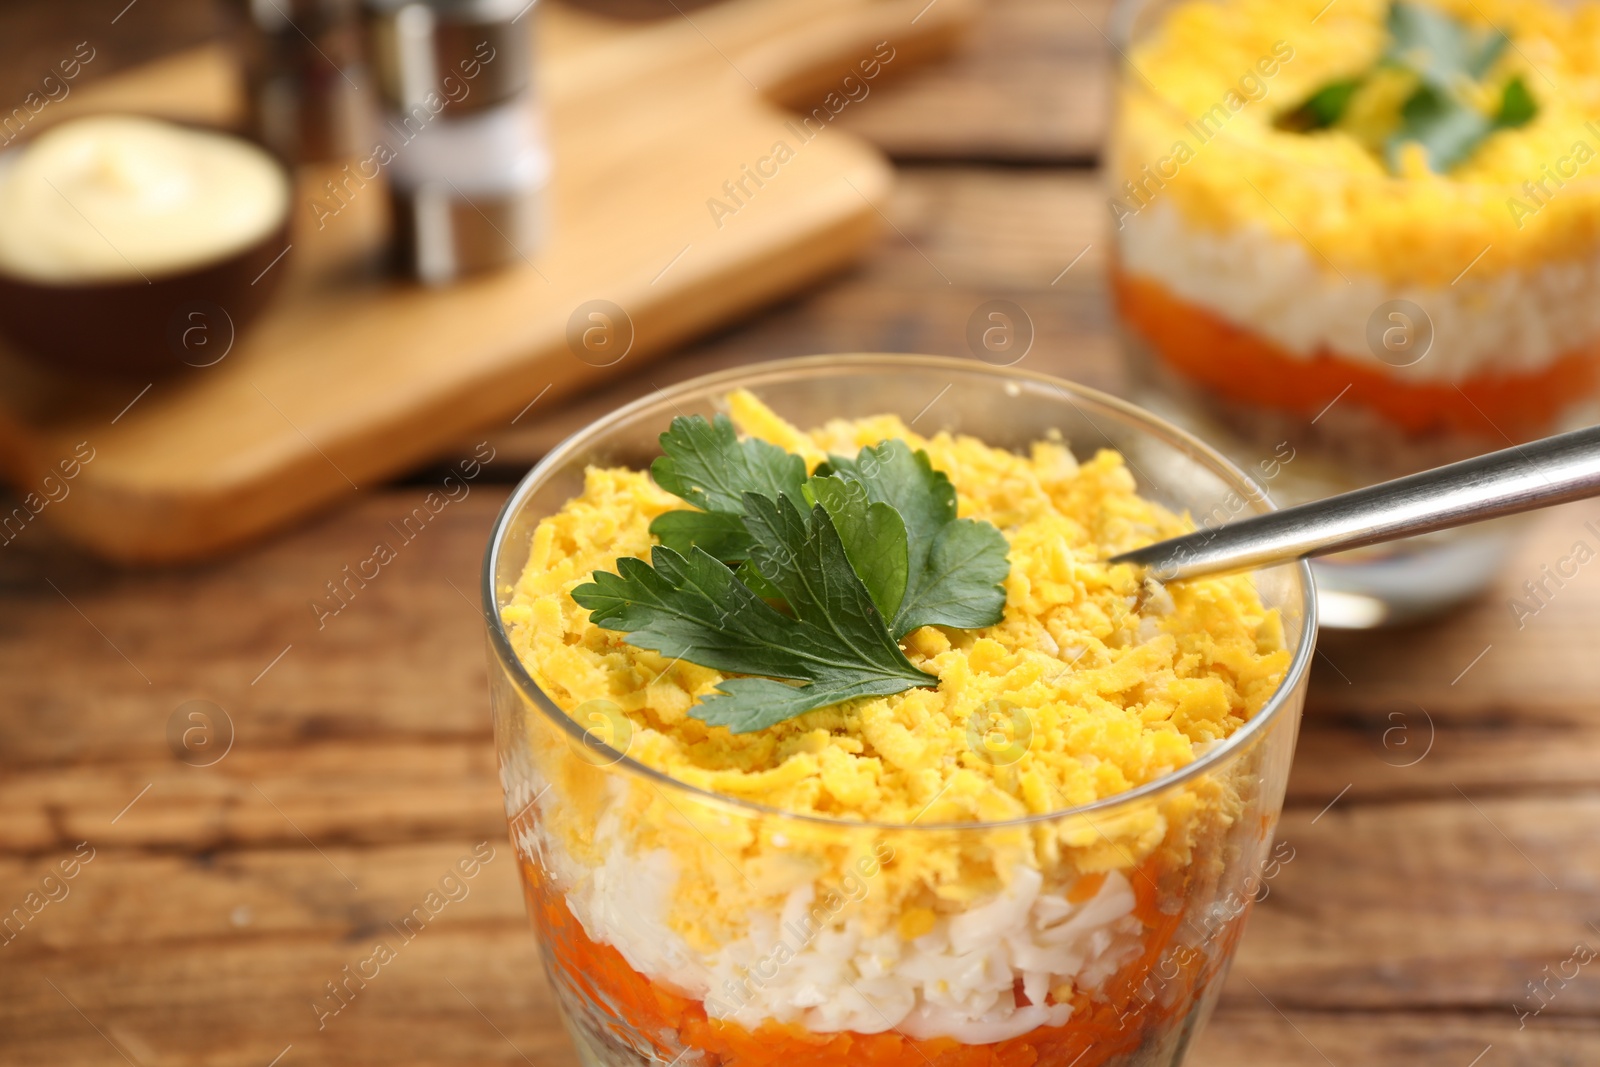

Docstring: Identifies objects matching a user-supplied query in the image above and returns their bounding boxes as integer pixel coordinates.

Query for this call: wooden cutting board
[0,0,973,563]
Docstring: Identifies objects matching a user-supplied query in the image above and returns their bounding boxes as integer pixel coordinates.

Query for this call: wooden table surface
[6,2,1600,1065]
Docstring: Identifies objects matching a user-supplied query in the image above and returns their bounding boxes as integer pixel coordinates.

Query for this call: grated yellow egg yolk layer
[1119,0,1600,284]
[502,392,1291,948]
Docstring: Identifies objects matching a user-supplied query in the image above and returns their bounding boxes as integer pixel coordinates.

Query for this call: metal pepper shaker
[364,0,549,284]
[226,0,374,163]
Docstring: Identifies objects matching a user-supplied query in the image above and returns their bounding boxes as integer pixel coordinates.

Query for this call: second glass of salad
[1108,0,1600,624]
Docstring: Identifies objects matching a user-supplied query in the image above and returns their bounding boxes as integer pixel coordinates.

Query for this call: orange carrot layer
[1111,266,1600,441]
[521,858,1231,1067]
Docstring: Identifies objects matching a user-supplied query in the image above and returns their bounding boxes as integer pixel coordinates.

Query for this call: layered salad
[501,391,1292,1065]
[1111,0,1600,481]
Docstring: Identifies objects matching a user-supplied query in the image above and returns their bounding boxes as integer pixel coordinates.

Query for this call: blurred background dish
[0,0,973,562]
[1108,0,1600,625]
[0,114,292,378]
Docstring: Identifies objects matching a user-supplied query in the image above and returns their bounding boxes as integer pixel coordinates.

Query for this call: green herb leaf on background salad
[1276,1,1537,174]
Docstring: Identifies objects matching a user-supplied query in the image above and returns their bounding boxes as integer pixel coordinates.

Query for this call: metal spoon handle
[1110,424,1600,581]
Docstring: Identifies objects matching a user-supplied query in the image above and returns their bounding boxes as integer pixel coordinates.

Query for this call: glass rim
[481,353,1318,832]
[1107,0,1597,197]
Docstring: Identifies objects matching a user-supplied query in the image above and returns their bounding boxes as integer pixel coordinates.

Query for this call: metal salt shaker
[227,0,373,163]
[364,0,549,284]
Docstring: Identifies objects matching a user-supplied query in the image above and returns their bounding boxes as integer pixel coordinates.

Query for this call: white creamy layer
[1120,200,1600,383]
[516,781,1145,1044]
[0,116,289,283]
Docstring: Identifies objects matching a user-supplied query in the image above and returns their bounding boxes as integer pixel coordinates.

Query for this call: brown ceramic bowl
[0,123,294,381]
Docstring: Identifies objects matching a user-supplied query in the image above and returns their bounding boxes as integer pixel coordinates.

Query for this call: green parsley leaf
[733,559,785,602]
[574,547,795,674]
[1279,2,1534,175]
[650,413,809,512]
[808,474,908,620]
[647,509,752,562]
[897,516,1015,636]
[1495,74,1537,128]
[1469,30,1509,80]
[1385,83,1493,173]
[1384,73,1536,174]
[693,674,917,734]
[1385,1,1502,89]
[820,440,1009,637]
[581,415,1013,732]
[1278,76,1363,132]
[572,492,936,734]
[1377,2,1529,173]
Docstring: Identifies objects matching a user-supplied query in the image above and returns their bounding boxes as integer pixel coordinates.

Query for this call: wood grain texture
[4,0,1598,1062]
[0,0,977,564]
[1188,1011,1599,1067]
[3,790,1597,1009]
[4,479,1600,1062]
[0,0,217,114]
[835,0,1112,162]
[468,166,1114,473]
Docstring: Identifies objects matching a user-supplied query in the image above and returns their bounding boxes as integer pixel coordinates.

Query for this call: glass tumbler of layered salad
[1108,0,1600,623]
[483,355,1316,1067]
